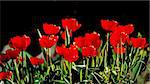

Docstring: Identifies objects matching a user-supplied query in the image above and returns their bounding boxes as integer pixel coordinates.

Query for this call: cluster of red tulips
[0,17,149,83]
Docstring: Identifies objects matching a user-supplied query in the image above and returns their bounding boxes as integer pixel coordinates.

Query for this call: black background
[1,1,149,55]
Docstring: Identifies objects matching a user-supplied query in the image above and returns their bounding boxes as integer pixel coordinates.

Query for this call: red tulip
[0,49,20,63]
[74,32,101,49]
[74,32,101,48]
[62,18,81,32]
[110,31,129,47]
[5,49,20,59]
[0,71,12,80]
[9,35,31,50]
[74,36,85,48]
[116,24,134,35]
[56,44,66,55]
[61,31,73,40]
[39,35,58,48]
[43,23,61,35]
[101,19,118,32]
[84,32,101,48]
[113,46,126,54]
[131,37,148,48]
[0,54,10,63]
[82,45,97,57]
[30,57,44,65]
[63,45,79,62]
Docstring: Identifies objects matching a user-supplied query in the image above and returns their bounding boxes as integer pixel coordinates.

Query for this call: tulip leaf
[53,80,65,83]
[124,62,128,75]
[63,77,70,84]
[112,70,117,76]
[24,51,32,58]
[91,57,95,67]
[96,56,99,67]
[99,56,103,67]
[132,61,144,81]
[91,73,101,84]
[6,79,15,84]
[37,29,42,37]
[13,60,21,82]
[76,65,86,68]
[134,62,143,81]
[72,62,78,71]
[94,72,103,79]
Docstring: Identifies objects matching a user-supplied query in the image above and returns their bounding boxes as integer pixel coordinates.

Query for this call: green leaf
[23,51,32,58]
[124,62,128,75]
[99,56,103,67]
[111,75,116,83]
[21,79,25,84]
[13,60,20,82]
[91,73,101,84]
[131,61,144,80]
[94,72,103,79]
[91,57,95,67]
[83,80,91,83]
[51,44,56,57]
[96,56,99,67]
[6,79,15,84]
[112,71,117,76]
[143,50,147,57]
[53,80,65,83]
[76,65,86,68]
[63,62,68,75]
[65,27,70,46]
[134,61,144,81]
[37,29,42,37]
[34,79,40,83]
[47,66,50,75]
[112,49,116,61]
[63,77,70,84]
[72,62,78,71]
[78,48,82,53]
[65,60,69,69]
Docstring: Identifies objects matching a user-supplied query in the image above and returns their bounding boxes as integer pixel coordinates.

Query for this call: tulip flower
[43,23,61,35]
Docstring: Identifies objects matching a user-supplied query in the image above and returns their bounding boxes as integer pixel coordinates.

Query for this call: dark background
[1,1,149,55]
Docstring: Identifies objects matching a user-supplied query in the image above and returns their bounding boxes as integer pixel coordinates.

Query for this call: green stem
[120,36,124,77]
[48,48,53,71]
[128,47,134,68]
[22,51,24,67]
[6,62,11,70]
[69,62,72,84]
[49,48,52,65]
[104,33,109,68]
[85,57,89,80]
[80,69,83,82]
[37,29,42,37]
[131,48,140,66]
[13,60,21,82]
[11,59,14,81]
[46,48,49,66]
[91,57,95,68]
[60,57,63,80]
[129,47,133,61]
[104,50,107,68]
[116,44,120,81]
[133,49,144,81]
